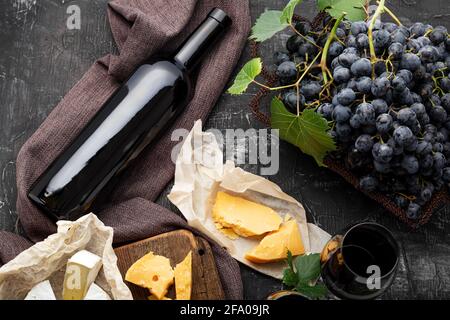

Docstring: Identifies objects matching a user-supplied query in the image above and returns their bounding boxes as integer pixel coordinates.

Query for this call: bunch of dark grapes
[274,18,450,220]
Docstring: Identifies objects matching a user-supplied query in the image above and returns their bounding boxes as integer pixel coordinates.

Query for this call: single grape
[372,99,389,114]
[356,102,376,125]
[317,103,334,119]
[400,53,421,71]
[402,155,420,174]
[338,52,360,69]
[372,142,394,163]
[359,175,378,192]
[298,36,318,57]
[371,77,390,97]
[416,141,433,156]
[397,108,417,126]
[328,41,344,58]
[355,76,372,94]
[336,122,352,139]
[276,61,297,84]
[336,88,356,106]
[433,152,446,171]
[282,91,306,113]
[349,114,362,129]
[429,27,446,44]
[294,21,311,36]
[351,21,367,35]
[300,81,321,99]
[394,195,409,208]
[332,105,352,123]
[374,29,391,49]
[442,167,450,182]
[391,76,406,92]
[356,33,369,50]
[333,67,351,84]
[410,22,426,37]
[388,42,404,60]
[407,203,421,219]
[393,126,415,146]
[376,113,393,134]
[355,134,374,153]
[429,105,448,123]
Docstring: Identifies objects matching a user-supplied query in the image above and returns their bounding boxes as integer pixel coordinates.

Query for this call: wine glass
[320,222,399,300]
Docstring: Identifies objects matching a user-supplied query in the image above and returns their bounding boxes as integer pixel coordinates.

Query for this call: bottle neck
[173,9,231,72]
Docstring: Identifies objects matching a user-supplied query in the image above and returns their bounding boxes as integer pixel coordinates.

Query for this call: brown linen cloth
[0,0,250,299]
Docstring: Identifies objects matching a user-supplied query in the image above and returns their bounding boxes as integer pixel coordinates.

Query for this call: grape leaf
[317,0,367,21]
[293,253,321,283]
[249,10,288,42]
[296,283,328,299]
[280,0,303,24]
[227,58,262,95]
[271,97,336,166]
[282,268,298,287]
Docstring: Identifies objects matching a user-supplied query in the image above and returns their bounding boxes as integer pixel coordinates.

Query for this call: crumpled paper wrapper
[168,120,331,279]
[0,213,132,300]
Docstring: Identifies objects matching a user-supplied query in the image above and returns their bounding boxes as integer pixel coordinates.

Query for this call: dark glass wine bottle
[28,8,231,220]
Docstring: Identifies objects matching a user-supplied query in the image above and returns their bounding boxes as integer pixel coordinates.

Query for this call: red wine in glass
[320,222,399,300]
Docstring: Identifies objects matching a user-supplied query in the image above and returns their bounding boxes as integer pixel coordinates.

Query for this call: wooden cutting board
[114,230,225,300]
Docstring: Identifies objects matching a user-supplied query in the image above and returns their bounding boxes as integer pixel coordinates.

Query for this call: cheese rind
[212,192,282,237]
[25,280,56,300]
[174,251,192,300]
[63,250,103,300]
[125,252,174,300]
[84,283,111,300]
[245,220,305,263]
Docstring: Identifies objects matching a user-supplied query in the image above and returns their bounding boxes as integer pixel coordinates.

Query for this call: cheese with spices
[212,191,282,237]
[245,219,305,263]
[125,252,174,300]
[174,251,192,300]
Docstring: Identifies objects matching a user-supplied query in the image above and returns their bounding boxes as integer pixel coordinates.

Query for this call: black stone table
[0,0,449,299]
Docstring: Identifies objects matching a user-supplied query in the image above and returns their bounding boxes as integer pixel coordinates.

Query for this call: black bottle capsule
[28,8,232,220]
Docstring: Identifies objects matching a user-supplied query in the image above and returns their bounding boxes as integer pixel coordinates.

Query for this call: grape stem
[319,13,346,85]
[368,0,386,63]
[376,1,402,26]
[252,51,322,91]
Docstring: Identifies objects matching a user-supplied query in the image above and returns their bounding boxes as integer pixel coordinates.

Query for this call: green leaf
[317,0,367,21]
[293,253,322,283]
[282,268,298,287]
[296,283,328,299]
[271,97,336,166]
[280,0,303,24]
[249,10,288,42]
[227,58,262,95]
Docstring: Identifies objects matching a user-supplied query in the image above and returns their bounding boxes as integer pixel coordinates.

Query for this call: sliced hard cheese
[125,252,174,300]
[25,280,56,300]
[212,191,282,237]
[245,220,305,263]
[174,251,192,300]
[214,222,239,240]
[84,283,111,300]
[63,250,103,300]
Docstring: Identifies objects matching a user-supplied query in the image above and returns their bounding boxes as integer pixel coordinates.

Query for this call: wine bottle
[28,8,231,220]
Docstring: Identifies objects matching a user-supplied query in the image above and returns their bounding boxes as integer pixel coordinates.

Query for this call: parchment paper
[0,214,132,300]
[168,120,331,279]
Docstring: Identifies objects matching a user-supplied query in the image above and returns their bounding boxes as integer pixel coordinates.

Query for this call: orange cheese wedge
[125,252,174,300]
[174,251,192,300]
[212,191,282,237]
[245,220,305,263]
